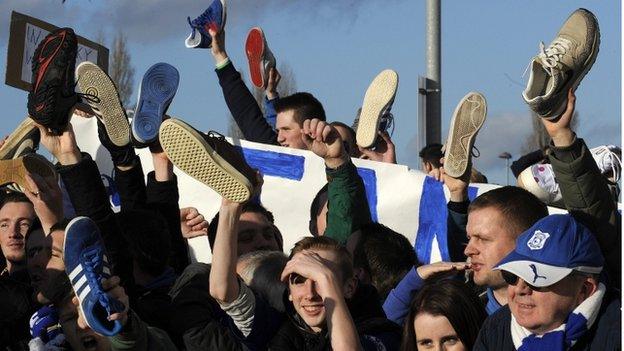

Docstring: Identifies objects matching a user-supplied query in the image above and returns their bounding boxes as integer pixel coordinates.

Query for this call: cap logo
[529,264,547,283]
[527,230,550,250]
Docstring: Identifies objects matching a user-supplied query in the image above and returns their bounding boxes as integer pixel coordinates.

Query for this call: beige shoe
[76,61,130,147]
[356,69,398,148]
[0,154,57,194]
[522,8,600,119]
[0,118,40,160]
[159,119,256,203]
[443,92,487,178]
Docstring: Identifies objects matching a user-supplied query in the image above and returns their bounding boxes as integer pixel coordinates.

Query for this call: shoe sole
[0,118,38,160]
[28,29,77,133]
[356,69,398,148]
[543,10,601,120]
[76,62,130,147]
[133,63,179,145]
[444,92,487,178]
[0,154,57,193]
[159,119,252,203]
[246,27,266,89]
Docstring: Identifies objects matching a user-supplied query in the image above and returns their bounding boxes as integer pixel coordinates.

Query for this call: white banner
[71,114,564,264]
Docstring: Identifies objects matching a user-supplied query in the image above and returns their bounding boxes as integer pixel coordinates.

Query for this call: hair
[419,143,443,168]
[401,279,486,351]
[273,92,326,124]
[308,184,329,236]
[115,210,171,277]
[352,223,416,300]
[468,186,548,237]
[208,202,280,250]
[238,250,288,312]
[0,191,32,210]
[290,236,353,283]
[470,168,488,183]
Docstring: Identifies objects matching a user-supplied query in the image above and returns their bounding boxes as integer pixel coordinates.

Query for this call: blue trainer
[63,216,124,336]
[185,0,227,49]
[132,63,179,146]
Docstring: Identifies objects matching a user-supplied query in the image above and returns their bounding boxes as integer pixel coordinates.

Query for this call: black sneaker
[27,28,78,135]
[159,119,257,203]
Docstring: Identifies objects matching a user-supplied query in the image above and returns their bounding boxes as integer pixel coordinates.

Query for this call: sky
[0,0,620,185]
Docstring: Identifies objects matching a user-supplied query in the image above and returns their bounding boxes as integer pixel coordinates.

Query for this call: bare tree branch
[109,32,135,108]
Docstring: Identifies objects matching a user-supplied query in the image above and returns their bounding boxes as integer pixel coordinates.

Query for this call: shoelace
[187,7,215,36]
[521,38,572,79]
[538,38,572,76]
[380,112,395,137]
[81,245,111,311]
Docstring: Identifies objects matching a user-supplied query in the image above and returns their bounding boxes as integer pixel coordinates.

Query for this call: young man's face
[508,273,593,335]
[287,249,355,332]
[276,110,307,150]
[464,206,517,289]
[237,211,280,256]
[0,201,35,266]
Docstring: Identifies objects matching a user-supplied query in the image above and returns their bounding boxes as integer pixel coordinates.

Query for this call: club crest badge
[527,230,550,250]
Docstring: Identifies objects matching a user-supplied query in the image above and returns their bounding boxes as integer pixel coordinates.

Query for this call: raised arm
[302,119,371,243]
[542,89,621,286]
[208,28,278,144]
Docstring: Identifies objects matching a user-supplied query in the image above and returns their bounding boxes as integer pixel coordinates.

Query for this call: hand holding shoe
[266,68,281,100]
[542,88,576,147]
[36,122,81,166]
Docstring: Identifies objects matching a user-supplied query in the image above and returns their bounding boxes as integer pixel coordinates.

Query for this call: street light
[498,152,512,186]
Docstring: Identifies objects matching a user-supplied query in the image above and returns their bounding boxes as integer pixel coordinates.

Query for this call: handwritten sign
[6,11,108,92]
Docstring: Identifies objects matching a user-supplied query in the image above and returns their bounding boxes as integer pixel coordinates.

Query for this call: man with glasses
[474,214,620,350]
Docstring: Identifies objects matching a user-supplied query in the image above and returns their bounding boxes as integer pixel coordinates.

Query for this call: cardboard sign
[5,11,109,92]
[70,114,567,263]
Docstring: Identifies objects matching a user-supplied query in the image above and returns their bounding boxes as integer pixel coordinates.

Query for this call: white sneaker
[590,145,621,183]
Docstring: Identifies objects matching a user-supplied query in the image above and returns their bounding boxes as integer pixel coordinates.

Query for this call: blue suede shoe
[63,216,124,337]
[185,0,227,49]
[132,63,179,146]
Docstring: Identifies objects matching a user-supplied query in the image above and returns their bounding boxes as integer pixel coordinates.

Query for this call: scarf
[510,283,605,351]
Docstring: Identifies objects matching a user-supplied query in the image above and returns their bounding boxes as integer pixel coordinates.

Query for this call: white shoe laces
[537,38,572,75]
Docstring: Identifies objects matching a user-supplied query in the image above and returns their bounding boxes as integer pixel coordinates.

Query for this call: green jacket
[324,160,372,244]
[549,136,621,288]
[109,309,177,351]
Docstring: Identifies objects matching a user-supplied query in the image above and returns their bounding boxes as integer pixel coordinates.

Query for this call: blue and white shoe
[185,0,227,49]
[63,216,124,337]
[132,63,179,146]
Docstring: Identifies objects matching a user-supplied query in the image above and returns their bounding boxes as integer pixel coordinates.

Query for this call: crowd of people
[0,2,621,350]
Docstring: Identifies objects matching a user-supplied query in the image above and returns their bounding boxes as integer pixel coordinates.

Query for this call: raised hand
[301,118,348,169]
[266,68,281,100]
[35,122,81,166]
[416,261,470,280]
[23,173,63,234]
[542,88,576,147]
[180,207,209,239]
[358,131,396,164]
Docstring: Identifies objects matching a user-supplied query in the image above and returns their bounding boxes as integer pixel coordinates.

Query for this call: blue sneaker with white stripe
[63,216,124,336]
[185,0,227,49]
[132,63,179,147]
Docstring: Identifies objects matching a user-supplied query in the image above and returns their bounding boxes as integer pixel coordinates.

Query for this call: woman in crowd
[401,279,486,351]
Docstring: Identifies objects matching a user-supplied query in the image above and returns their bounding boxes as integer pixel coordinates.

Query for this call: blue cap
[494,214,604,287]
